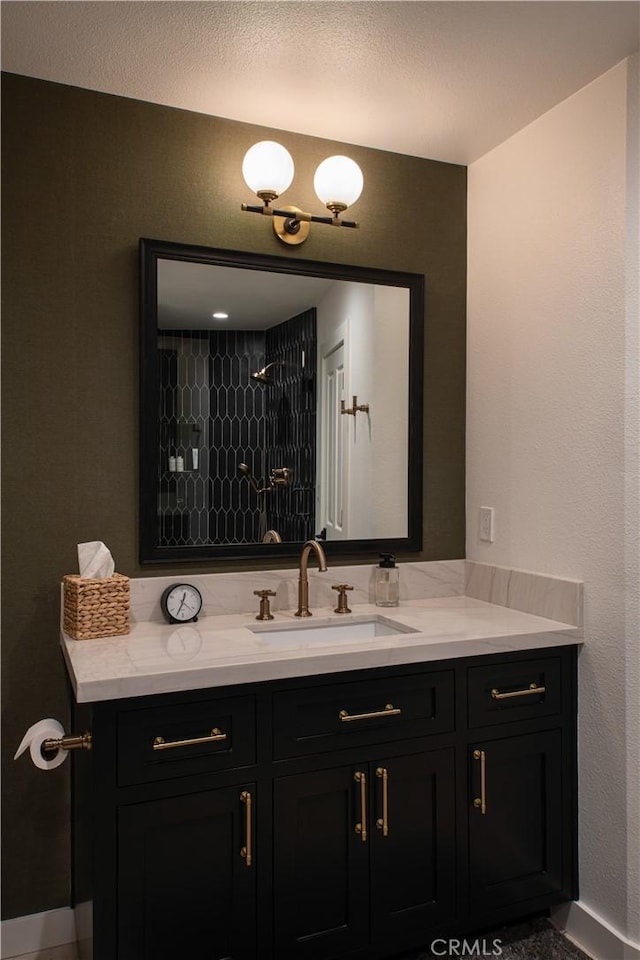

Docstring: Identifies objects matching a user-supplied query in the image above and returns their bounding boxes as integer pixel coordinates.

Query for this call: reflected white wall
[316,280,409,540]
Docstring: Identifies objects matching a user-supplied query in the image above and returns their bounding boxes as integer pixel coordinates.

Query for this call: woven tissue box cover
[63,572,130,640]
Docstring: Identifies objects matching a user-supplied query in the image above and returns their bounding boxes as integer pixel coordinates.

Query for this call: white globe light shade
[313,156,364,208]
[242,141,294,198]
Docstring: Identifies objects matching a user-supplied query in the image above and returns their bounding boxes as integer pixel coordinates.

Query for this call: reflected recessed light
[212,311,229,320]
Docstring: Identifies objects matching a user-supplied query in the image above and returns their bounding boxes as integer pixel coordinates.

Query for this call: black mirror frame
[139,238,424,563]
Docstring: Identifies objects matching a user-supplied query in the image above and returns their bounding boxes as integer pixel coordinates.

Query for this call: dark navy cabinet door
[468,730,564,915]
[118,783,256,960]
[273,750,457,960]
[273,765,370,960]
[370,748,456,950]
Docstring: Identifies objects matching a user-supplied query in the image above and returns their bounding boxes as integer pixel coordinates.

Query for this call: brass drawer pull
[376,767,389,837]
[473,749,487,814]
[491,683,546,701]
[339,703,401,723]
[240,790,253,867]
[354,771,368,842]
[152,727,227,751]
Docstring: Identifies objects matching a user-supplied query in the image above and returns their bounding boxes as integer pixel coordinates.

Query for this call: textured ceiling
[2,1,638,164]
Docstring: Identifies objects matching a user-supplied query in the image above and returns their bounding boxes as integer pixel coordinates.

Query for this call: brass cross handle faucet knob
[254,589,276,621]
[332,583,354,614]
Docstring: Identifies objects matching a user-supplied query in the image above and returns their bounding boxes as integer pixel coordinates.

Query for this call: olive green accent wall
[1,72,466,920]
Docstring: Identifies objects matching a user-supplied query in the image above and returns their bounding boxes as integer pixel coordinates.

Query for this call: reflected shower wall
[264,308,317,543]
[210,329,266,543]
[157,312,316,547]
[158,334,212,547]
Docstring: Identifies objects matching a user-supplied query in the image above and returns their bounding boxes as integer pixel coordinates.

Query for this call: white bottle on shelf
[168,455,176,472]
[176,456,184,472]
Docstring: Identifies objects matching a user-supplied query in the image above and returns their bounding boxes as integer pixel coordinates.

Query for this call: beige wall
[467,58,639,943]
[0,73,466,919]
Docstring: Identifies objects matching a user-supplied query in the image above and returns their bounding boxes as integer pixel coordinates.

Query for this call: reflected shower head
[251,361,284,383]
[238,461,263,495]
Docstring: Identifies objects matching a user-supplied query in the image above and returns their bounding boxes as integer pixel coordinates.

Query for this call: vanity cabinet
[73,645,578,960]
[273,749,456,959]
[468,730,564,916]
[117,782,257,960]
[465,654,573,922]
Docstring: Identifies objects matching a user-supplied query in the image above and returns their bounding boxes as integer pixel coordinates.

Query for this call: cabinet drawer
[467,656,562,728]
[117,694,256,786]
[273,671,454,759]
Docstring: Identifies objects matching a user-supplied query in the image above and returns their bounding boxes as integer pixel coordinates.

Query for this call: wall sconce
[241,140,363,245]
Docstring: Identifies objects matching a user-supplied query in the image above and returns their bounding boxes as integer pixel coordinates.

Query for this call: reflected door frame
[318,324,349,540]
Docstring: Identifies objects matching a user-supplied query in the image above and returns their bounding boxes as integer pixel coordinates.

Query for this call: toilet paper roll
[14,719,68,770]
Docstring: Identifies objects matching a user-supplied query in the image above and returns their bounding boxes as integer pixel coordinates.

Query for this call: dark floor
[10,917,590,960]
[397,916,591,960]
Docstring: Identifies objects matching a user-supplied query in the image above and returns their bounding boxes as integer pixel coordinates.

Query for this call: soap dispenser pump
[375,553,399,607]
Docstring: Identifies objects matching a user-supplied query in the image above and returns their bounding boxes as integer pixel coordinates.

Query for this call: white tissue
[77,541,115,579]
[14,719,68,770]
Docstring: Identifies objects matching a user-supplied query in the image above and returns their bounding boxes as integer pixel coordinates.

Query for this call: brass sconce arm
[241,203,359,230]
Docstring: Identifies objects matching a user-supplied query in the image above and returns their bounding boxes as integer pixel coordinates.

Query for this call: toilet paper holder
[42,731,93,753]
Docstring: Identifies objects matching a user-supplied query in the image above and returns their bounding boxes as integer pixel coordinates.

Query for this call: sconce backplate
[273,206,311,245]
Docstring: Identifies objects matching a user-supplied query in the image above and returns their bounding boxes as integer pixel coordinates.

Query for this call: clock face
[161,584,203,624]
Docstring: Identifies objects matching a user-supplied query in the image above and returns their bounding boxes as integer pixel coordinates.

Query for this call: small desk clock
[160,583,203,624]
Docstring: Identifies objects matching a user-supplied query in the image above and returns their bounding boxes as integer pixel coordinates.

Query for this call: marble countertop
[61,596,582,703]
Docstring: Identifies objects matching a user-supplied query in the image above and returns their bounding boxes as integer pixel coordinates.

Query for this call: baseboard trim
[0,906,76,959]
[3,901,637,960]
[552,901,640,960]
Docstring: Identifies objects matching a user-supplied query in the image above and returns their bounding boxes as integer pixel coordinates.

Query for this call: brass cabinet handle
[152,727,227,751]
[339,703,401,723]
[240,790,253,866]
[354,771,368,842]
[473,749,487,814]
[376,767,389,837]
[491,683,546,700]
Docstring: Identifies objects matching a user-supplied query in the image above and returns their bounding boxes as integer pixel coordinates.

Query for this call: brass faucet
[295,539,328,617]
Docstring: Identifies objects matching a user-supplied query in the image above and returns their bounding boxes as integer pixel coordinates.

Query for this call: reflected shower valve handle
[239,462,291,493]
[340,395,370,417]
[270,467,291,486]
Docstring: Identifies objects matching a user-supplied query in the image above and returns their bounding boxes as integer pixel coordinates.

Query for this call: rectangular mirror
[140,239,424,561]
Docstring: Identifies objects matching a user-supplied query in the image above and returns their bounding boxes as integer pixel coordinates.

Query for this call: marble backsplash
[465,560,583,627]
[128,558,583,628]
[130,560,466,623]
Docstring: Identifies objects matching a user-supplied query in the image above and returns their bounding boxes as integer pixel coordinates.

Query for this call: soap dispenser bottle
[375,553,399,607]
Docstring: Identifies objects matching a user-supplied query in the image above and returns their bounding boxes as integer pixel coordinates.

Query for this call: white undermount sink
[251,615,417,648]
